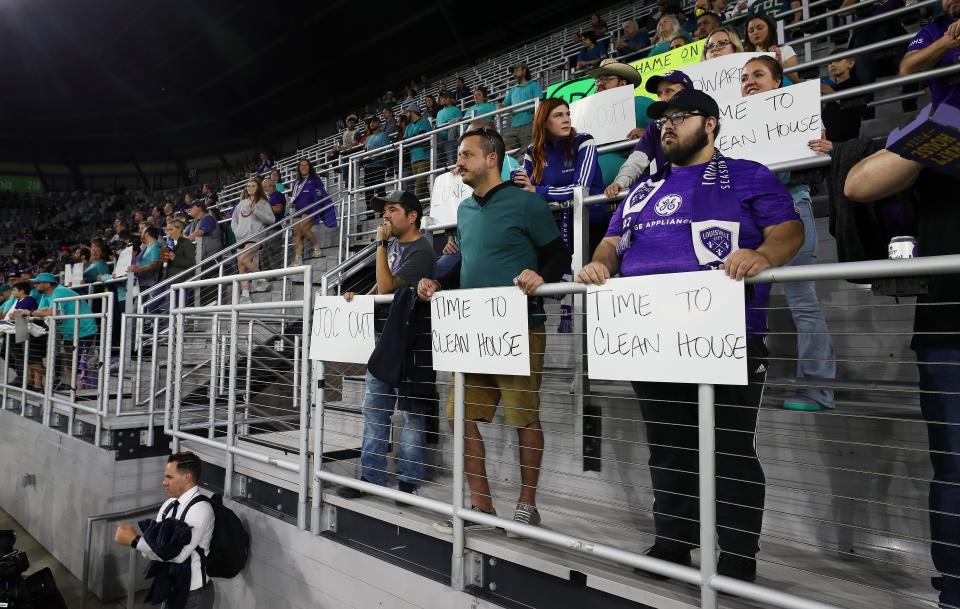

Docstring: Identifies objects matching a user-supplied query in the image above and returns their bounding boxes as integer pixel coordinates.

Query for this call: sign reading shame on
[569,85,637,146]
[586,271,747,385]
[431,287,530,376]
[309,295,375,364]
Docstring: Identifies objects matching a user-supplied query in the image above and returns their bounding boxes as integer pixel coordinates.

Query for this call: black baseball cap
[644,70,695,94]
[370,190,423,218]
[647,88,720,122]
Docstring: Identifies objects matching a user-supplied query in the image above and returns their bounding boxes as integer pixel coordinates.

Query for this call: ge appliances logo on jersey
[654,194,682,217]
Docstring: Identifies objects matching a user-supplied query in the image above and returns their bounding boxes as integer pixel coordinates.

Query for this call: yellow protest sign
[630,40,706,100]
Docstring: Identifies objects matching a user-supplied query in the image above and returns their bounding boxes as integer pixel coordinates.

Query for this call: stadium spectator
[590,12,608,37]
[648,15,684,57]
[575,31,608,71]
[336,114,362,154]
[201,183,218,208]
[436,92,464,167]
[401,84,417,105]
[259,177,287,271]
[127,226,162,296]
[744,14,800,82]
[269,168,286,193]
[161,218,196,285]
[185,200,221,248]
[694,11,722,40]
[30,272,100,390]
[82,242,110,283]
[289,158,336,266]
[454,76,471,101]
[577,89,802,582]
[418,127,571,536]
[336,191,435,502]
[231,180,274,302]
[820,51,867,143]
[255,151,273,177]
[437,82,451,100]
[900,0,960,109]
[670,34,693,49]
[499,64,543,154]
[615,20,651,56]
[742,55,837,411]
[604,70,693,198]
[464,86,497,121]
[423,95,439,121]
[362,116,391,205]
[402,103,433,199]
[382,107,398,139]
[701,26,745,61]
[845,143,960,609]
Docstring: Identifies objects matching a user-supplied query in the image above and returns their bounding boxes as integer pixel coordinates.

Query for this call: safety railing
[0,291,114,446]
[165,265,314,529]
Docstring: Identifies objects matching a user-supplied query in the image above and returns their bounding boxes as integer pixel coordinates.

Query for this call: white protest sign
[73,263,84,285]
[683,52,774,102]
[715,79,821,166]
[586,271,747,385]
[570,84,637,146]
[429,171,473,226]
[62,265,74,287]
[431,286,530,376]
[113,247,133,278]
[308,294,375,364]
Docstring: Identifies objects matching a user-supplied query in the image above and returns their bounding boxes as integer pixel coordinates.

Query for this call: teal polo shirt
[466,102,498,121]
[436,106,464,142]
[404,117,434,163]
[456,183,560,328]
[38,285,98,340]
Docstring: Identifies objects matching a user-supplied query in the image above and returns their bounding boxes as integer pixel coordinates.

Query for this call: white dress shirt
[136,486,215,591]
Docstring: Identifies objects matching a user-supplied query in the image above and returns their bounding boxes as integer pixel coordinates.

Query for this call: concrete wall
[0,408,168,599]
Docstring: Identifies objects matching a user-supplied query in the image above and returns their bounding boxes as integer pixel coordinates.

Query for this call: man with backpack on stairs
[113,451,249,609]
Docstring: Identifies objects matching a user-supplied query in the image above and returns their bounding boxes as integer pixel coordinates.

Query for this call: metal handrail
[80,502,163,609]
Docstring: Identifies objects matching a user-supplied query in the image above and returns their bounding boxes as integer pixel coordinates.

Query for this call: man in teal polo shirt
[30,272,99,389]
[418,127,571,537]
[499,63,543,156]
[402,102,434,200]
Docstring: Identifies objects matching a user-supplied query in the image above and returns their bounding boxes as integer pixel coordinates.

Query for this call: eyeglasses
[703,39,732,53]
[655,111,707,129]
[594,75,621,85]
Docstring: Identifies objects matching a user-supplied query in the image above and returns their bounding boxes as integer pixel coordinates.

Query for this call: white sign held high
[715,79,822,166]
[113,247,133,278]
[431,286,530,376]
[309,294,376,364]
[570,85,636,146]
[683,52,774,102]
[586,271,747,385]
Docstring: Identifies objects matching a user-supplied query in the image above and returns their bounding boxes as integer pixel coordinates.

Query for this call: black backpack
[165,492,250,579]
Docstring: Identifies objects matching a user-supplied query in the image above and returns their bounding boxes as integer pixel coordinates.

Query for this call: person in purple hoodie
[900,0,960,109]
[576,89,803,584]
[289,158,337,265]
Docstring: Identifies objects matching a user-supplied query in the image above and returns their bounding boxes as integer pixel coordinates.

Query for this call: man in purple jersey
[577,89,802,584]
[901,0,960,108]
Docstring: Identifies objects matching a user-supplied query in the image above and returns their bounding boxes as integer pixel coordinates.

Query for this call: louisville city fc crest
[699,226,733,259]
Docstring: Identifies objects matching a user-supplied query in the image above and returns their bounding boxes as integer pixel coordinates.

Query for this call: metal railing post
[571,187,590,458]
[125,547,137,609]
[298,264,314,530]
[451,371,466,591]
[171,304,185,453]
[801,0,812,62]
[699,383,718,609]
[43,318,55,425]
[311,359,325,535]
[225,282,239,500]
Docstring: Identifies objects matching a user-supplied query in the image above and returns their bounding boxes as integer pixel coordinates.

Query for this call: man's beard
[663,129,711,166]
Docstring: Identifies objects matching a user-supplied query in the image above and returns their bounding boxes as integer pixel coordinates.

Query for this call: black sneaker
[336,478,370,499]
[633,544,692,580]
[717,552,757,583]
[395,481,419,506]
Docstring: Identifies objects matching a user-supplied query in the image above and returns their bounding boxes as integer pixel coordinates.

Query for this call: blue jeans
[782,199,836,408]
[360,371,426,487]
[916,346,960,605]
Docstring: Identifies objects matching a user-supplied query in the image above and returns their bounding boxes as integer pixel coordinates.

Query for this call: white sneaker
[312,247,323,259]
[239,293,252,304]
[292,255,303,266]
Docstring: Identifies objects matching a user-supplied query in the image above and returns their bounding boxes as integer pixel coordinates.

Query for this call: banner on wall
[0,175,44,194]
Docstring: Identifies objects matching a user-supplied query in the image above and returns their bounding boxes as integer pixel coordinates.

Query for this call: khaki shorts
[446,326,546,428]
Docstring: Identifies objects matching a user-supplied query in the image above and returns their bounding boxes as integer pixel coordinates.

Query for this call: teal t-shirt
[0,295,15,315]
[456,184,560,328]
[39,285,98,340]
[501,156,520,182]
[502,81,543,128]
[404,117,434,163]
[436,105,464,142]
[466,102,498,121]
[83,260,110,283]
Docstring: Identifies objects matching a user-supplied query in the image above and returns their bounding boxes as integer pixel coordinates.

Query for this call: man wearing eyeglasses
[576,89,802,584]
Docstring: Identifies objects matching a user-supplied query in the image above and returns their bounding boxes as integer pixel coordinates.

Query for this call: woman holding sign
[741,56,837,412]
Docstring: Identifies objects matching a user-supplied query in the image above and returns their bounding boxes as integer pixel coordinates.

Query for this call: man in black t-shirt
[846,150,960,608]
[337,191,436,502]
[821,51,868,143]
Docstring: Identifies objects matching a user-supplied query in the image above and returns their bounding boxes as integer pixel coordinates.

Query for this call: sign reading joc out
[309,294,376,364]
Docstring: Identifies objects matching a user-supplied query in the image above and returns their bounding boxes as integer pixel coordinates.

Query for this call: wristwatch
[130,534,141,549]
[376,240,389,248]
